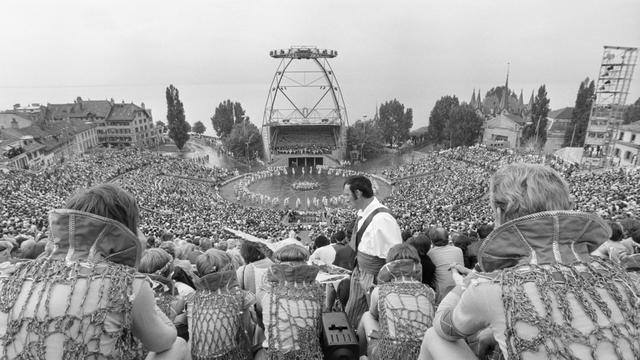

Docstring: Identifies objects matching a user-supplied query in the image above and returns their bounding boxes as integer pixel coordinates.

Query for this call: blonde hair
[196,249,234,275]
[139,248,173,277]
[273,244,309,263]
[490,163,572,222]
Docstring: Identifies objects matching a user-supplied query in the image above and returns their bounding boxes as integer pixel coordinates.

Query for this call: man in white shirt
[342,175,402,328]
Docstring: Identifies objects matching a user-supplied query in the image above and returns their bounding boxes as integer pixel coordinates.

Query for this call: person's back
[375,260,435,360]
[0,256,142,359]
[426,229,463,302]
[421,163,640,360]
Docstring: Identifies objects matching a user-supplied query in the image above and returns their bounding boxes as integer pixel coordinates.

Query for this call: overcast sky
[1,0,639,133]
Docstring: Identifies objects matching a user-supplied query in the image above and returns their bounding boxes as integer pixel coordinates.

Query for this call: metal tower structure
[583,46,638,167]
[262,46,349,162]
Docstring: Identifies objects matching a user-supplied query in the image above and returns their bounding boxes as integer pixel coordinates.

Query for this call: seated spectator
[187,249,258,360]
[426,227,463,303]
[466,224,493,269]
[139,248,189,341]
[258,244,324,360]
[420,163,640,360]
[0,183,187,359]
[592,221,629,260]
[406,234,437,289]
[358,243,436,360]
[236,240,274,326]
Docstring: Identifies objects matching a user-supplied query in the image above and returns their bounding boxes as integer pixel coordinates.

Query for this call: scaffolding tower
[583,46,638,167]
[261,46,349,162]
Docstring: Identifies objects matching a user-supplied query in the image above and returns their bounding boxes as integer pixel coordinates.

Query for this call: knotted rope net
[376,281,435,360]
[266,280,325,360]
[501,259,640,360]
[188,287,250,360]
[0,257,138,360]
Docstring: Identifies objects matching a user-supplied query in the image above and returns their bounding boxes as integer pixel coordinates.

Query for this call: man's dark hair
[344,175,374,199]
[477,224,494,240]
[428,227,449,247]
[609,222,624,242]
[407,234,431,257]
[331,230,346,244]
[313,235,330,250]
[240,240,266,264]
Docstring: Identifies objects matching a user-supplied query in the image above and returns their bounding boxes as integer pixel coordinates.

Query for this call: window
[632,134,637,142]
[619,132,624,141]
[625,151,632,160]
[615,148,620,157]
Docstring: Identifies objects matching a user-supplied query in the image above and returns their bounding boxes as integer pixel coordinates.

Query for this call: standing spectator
[426,227,464,303]
[342,175,402,328]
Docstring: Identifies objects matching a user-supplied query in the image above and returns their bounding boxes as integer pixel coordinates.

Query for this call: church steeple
[528,90,535,109]
[477,89,482,109]
[470,89,477,107]
[501,62,510,113]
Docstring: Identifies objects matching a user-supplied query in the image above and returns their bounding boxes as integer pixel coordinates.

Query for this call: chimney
[141,102,145,109]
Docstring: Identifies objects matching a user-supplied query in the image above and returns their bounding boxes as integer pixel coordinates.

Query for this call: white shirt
[356,197,402,259]
[310,244,337,265]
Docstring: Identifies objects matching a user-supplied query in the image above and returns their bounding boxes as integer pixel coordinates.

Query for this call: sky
[1,0,639,135]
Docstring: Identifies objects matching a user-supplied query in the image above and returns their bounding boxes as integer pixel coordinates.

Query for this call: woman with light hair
[257,243,324,360]
[420,163,640,360]
[186,249,258,359]
[139,248,188,340]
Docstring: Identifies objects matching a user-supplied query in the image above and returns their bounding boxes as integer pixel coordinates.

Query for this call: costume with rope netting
[263,263,324,360]
[500,258,640,360]
[187,270,252,360]
[0,209,147,360]
[0,257,139,360]
[374,259,435,360]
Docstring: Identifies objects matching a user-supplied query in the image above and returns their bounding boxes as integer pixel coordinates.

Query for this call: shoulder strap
[356,207,393,249]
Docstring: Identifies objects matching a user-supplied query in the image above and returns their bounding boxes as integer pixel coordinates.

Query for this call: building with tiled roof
[612,120,640,167]
[544,107,574,154]
[0,119,98,170]
[39,97,159,148]
[483,113,526,149]
[98,101,158,148]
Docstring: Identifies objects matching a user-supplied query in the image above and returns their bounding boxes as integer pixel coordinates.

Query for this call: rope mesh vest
[376,281,435,360]
[148,275,178,320]
[0,257,138,360]
[501,259,640,360]
[266,279,324,360]
[187,287,250,360]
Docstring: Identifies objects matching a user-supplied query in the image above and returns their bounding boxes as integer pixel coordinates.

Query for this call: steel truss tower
[583,46,638,167]
[262,46,349,162]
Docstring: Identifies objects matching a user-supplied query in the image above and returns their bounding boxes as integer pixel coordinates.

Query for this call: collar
[377,259,422,283]
[48,209,143,268]
[357,197,383,219]
[478,211,609,273]
[194,270,238,291]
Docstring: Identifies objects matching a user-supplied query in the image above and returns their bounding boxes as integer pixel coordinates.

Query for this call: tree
[165,85,190,150]
[427,95,459,144]
[192,121,206,135]
[563,78,595,147]
[447,104,484,147]
[224,119,263,160]
[156,121,166,128]
[522,85,550,147]
[347,119,384,159]
[376,99,413,147]
[623,97,640,124]
[211,100,247,138]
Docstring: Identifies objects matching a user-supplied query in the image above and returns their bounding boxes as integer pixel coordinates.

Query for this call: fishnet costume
[0,257,138,360]
[148,275,178,320]
[501,259,640,360]
[376,281,435,360]
[188,286,250,360]
[266,279,325,360]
